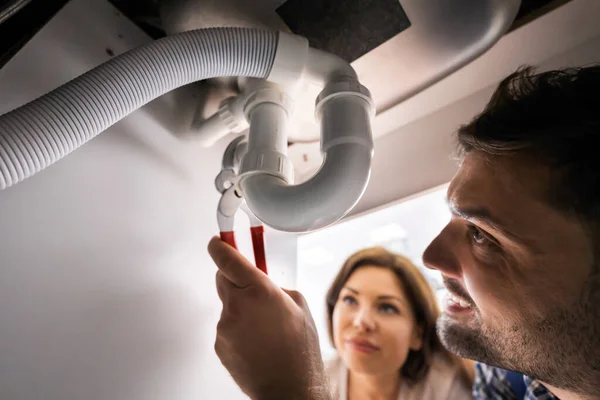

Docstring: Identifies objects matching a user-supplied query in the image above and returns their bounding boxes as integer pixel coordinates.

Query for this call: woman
[324,247,473,400]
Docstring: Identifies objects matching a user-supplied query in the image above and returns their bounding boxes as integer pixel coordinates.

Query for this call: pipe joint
[266,32,310,91]
[316,80,375,153]
[243,87,294,120]
[239,89,295,184]
[217,96,248,134]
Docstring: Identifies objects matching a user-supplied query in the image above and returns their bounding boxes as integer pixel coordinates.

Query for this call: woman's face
[332,266,422,376]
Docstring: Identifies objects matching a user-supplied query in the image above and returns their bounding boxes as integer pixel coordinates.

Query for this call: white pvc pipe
[192,113,232,147]
[240,89,374,232]
[241,143,371,232]
[265,34,357,90]
[240,99,294,185]
[247,104,288,154]
[303,48,358,85]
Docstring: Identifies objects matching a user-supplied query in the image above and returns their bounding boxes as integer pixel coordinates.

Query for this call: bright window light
[369,222,408,244]
[300,246,334,267]
[296,185,450,358]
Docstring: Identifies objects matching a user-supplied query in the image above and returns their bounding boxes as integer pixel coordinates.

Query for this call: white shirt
[325,354,472,400]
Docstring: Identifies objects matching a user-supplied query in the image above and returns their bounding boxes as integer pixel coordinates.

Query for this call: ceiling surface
[1,0,567,143]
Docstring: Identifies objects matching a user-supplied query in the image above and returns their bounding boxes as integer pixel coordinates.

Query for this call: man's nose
[423,223,462,279]
[353,307,376,332]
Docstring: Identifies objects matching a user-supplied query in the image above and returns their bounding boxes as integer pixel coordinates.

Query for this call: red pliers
[215,137,268,274]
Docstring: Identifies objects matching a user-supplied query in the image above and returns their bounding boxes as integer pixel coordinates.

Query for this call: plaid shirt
[473,362,559,400]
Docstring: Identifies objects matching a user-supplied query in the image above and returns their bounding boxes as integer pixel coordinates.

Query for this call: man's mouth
[445,292,474,315]
[447,292,472,309]
[442,277,475,314]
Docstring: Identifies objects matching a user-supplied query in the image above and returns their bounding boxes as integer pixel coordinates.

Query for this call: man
[209,66,600,400]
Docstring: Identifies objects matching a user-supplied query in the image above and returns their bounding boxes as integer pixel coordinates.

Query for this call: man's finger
[215,271,228,303]
[281,288,319,328]
[282,288,308,308]
[208,236,262,288]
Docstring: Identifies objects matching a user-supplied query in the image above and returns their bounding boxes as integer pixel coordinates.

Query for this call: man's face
[423,151,599,395]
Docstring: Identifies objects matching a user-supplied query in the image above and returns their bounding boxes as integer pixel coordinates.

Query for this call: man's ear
[410,325,424,351]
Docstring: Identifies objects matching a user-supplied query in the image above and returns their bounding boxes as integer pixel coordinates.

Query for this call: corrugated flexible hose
[0,27,278,190]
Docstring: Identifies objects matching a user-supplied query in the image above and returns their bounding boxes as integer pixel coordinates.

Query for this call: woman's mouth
[346,338,380,354]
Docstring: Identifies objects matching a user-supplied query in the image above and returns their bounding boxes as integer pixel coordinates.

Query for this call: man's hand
[208,237,330,400]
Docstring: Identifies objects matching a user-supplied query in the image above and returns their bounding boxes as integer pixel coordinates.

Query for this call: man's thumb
[208,236,262,288]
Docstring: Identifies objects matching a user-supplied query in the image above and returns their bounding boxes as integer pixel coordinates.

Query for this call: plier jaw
[215,138,268,274]
[216,182,242,233]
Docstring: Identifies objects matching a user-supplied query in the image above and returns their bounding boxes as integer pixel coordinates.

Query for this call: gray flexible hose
[0,28,278,189]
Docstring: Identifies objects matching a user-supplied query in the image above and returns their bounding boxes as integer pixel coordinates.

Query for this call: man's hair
[457,65,600,223]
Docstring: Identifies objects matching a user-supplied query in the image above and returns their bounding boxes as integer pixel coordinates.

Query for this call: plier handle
[215,137,268,274]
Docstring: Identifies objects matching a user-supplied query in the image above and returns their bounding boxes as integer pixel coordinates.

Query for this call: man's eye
[468,225,489,245]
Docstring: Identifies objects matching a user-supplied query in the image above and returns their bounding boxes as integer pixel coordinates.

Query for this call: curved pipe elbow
[240,143,372,232]
[303,48,357,85]
[267,32,357,89]
[240,71,375,232]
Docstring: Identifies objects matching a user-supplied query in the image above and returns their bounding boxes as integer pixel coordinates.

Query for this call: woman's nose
[352,307,376,332]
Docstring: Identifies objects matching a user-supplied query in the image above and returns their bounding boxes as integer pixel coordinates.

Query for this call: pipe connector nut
[243,88,294,120]
[240,150,294,185]
[315,80,375,119]
[218,97,249,134]
[315,80,375,153]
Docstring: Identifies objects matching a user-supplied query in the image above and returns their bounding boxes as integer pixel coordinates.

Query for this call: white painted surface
[0,0,257,398]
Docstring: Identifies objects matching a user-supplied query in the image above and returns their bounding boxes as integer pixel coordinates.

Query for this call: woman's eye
[379,303,399,315]
[342,295,357,305]
[468,225,489,245]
